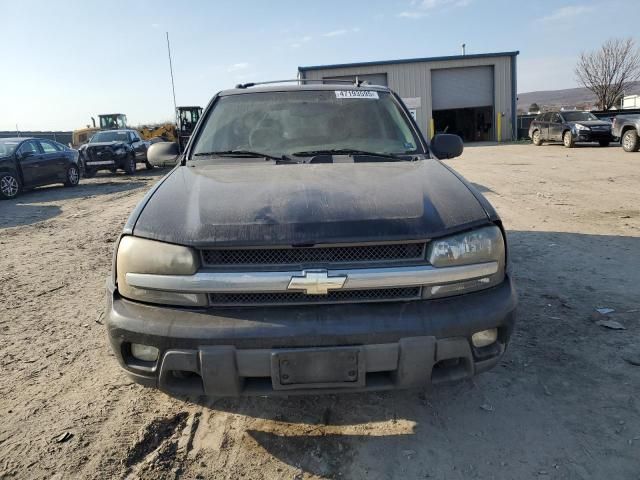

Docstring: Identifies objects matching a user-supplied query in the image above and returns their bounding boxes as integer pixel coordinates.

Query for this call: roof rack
[235,78,372,89]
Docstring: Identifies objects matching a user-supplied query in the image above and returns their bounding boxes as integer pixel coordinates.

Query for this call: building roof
[298,51,519,72]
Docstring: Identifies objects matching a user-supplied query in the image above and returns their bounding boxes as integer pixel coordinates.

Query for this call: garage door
[431,66,493,110]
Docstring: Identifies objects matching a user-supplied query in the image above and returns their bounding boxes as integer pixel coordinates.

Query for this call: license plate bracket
[271,347,365,390]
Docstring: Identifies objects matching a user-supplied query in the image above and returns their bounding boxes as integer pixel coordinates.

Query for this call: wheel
[123,154,137,175]
[83,168,96,178]
[622,129,640,152]
[532,130,543,146]
[0,173,21,199]
[144,160,154,170]
[598,140,610,147]
[64,164,80,187]
[563,131,575,148]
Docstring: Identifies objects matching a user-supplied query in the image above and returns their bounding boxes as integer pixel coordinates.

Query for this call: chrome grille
[202,242,426,267]
[209,287,421,306]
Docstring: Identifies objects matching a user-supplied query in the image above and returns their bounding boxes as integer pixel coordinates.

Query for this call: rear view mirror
[430,134,463,159]
[147,142,180,167]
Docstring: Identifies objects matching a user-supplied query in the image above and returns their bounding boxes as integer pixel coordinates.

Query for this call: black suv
[79,129,150,177]
[529,111,613,148]
[106,82,517,397]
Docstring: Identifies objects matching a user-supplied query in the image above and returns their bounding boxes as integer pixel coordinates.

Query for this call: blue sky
[1,0,638,130]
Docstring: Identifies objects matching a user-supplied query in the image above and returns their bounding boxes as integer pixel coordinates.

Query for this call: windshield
[562,111,598,122]
[90,131,129,143]
[0,140,20,157]
[192,90,421,158]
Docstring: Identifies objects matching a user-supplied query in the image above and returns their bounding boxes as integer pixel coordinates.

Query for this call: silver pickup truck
[612,114,640,152]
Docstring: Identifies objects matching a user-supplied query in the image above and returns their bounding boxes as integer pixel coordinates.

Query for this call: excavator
[176,106,203,149]
[136,107,203,146]
[71,114,128,147]
[72,108,202,148]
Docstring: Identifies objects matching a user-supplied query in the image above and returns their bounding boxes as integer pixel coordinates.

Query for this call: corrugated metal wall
[301,55,515,141]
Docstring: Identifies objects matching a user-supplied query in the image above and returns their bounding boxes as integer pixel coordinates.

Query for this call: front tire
[532,130,543,146]
[622,129,640,152]
[0,173,21,199]
[563,131,575,148]
[599,140,610,147]
[64,165,80,187]
[123,154,137,175]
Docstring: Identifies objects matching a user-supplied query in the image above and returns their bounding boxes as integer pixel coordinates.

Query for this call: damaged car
[106,82,517,397]
[79,129,151,177]
[529,110,613,148]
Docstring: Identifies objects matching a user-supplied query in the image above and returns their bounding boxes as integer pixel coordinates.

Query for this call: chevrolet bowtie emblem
[287,270,347,295]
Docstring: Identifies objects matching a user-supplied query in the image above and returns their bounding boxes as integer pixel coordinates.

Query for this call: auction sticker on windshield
[335,90,379,99]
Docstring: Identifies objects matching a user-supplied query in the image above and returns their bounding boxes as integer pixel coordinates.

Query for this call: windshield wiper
[193,150,299,163]
[291,148,411,160]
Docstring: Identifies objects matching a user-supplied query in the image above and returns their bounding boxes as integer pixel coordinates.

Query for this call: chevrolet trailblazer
[105,81,517,396]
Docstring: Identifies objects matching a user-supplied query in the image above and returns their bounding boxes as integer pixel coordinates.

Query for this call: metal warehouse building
[298,51,519,143]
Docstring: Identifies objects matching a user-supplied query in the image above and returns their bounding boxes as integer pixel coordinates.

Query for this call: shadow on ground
[174,230,640,479]
[0,177,154,227]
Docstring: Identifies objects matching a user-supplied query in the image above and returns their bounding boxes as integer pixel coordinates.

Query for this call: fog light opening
[131,343,159,362]
[471,328,498,348]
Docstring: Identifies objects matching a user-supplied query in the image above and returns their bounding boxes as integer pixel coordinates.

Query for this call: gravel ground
[1,143,639,480]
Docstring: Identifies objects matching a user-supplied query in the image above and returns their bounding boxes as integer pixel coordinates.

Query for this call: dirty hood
[132,160,490,247]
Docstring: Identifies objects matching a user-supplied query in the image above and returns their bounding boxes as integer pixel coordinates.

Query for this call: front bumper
[106,276,517,396]
[574,130,613,142]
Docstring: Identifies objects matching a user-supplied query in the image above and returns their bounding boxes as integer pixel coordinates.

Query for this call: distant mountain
[517,82,640,111]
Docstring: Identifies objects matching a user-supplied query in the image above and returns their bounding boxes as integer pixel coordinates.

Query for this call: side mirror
[20,150,34,159]
[147,141,180,167]
[430,134,463,159]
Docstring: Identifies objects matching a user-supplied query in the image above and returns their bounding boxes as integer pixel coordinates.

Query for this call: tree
[528,103,540,114]
[575,38,640,110]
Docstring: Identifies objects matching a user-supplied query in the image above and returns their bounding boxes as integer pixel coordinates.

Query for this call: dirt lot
[1,144,639,480]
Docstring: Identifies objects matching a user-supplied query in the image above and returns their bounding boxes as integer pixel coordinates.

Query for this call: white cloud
[398,10,428,18]
[537,5,595,23]
[322,29,349,37]
[226,62,249,72]
[397,0,472,19]
[321,27,361,37]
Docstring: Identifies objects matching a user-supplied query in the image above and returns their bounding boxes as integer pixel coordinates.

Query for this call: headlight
[114,148,125,155]
[116,236,206,306]
[424,225,505,299]
[574,124,590,131]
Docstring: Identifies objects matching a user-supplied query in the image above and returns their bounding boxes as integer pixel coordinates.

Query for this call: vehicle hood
[132,160,491,247]
[570,120,611,127]
[87,141,126,148]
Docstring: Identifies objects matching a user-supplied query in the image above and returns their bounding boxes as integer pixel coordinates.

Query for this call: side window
[551,113,561,123]
[39,140,61,153]
[17,141,39,156]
